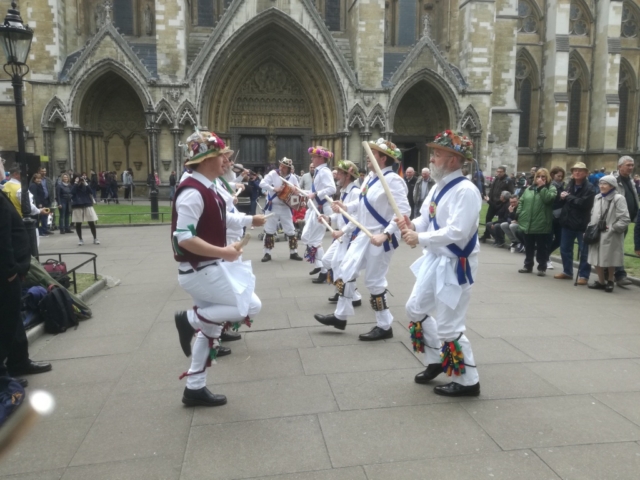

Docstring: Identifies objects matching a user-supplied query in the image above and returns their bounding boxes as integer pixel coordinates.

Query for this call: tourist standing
[404,167,417,219]
[56,173,73,234]
[71,175,100,246]
[612,156,639,286]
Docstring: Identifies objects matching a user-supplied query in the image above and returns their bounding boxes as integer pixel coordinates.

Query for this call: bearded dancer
[314,139,410,341]
[300,146,336,282]
[172,131,261,407]
[400,131,481,397]
[319,160,362,309]
[259,157,303,262]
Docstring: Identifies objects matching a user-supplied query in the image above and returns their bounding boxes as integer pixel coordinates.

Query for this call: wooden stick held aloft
[323,195,374,239]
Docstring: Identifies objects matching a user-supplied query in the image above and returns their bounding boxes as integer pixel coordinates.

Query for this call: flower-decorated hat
[427,130,474,160]
[336,160,360,179]
[369,138,402,162]
[184,131,233,166]
[308,146,333,160]
[279,157,293,169]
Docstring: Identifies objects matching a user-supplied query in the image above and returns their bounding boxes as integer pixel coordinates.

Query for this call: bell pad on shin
[264,233,275,250]
[369,291,389,311]
[288,235,298,250]
[334,279,345,296]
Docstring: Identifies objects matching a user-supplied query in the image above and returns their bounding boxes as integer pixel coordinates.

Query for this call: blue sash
[360,171,398,252]
[312,181,326,208]
[340,184,357,225]
[429,176,477,285]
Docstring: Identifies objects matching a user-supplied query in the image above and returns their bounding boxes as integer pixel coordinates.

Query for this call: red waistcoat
[171,176,227,266]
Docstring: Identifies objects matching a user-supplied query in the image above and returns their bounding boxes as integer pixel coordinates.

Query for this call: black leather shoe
[261,253,272,263]
[414,364,442,384]
[434,382,480,397]
[309,267,321,275]
[182,387,227,407]
[328,293,339,303]
[312,273,328,284]
[8,360,52,376]
[313,313,347,330]
[518,268,532,274]
[175,311,195,357]
[359,326,393,341]
[217,346,231,357]
[290,253,303,261]
[220,331,241,342]
[352,299,362,307]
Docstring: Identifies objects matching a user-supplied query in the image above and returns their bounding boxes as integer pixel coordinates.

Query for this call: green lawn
[480,204,640,277]
[71,273,101,294]
[93,204,172,224]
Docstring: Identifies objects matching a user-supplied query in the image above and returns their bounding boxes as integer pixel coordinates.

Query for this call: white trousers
[324,238,361,300]
[264,203,296,254]
[178,264,261,389]
[405,253,479,386]
[301,207,326,269]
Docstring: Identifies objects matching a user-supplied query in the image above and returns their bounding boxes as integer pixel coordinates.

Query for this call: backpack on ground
[39,286,79,334]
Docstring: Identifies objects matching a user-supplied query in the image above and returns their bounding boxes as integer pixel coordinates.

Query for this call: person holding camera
[56,173,73,234]
[71,175,100,246]
[587,175,630,292]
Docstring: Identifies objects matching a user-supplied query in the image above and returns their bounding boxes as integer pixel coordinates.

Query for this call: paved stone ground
[3,226,640,480]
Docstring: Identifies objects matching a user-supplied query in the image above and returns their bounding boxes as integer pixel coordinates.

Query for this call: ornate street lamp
[0,2,37,256]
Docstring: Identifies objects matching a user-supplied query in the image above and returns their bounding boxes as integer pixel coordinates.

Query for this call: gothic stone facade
[0,0,637,191]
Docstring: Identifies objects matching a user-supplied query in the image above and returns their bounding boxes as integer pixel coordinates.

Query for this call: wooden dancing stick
[362,141,415,248]
[322,195,374,240]
[233,233,251,252]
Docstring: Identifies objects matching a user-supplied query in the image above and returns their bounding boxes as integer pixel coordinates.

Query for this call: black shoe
[588,281,606,290]
[217,345,231,357]
[261,253,272,263]
[352,299,362,307]
[605,281,614,293]
[8,360,52,376]
[478,236,487,244]
[359,326,393,341]
[313,313,347,330]
[175,311,195,357]
[309,268,321,275]
[59,230,66,235]
[182,387,227,407]
[328,293,339,303]
[434,382,480,397]
[312,273,328,284]
[220,331,241,342]
[65,229,72,234]
[493,243,504,248]
[518,268,532,274]
[15,378,28,388]
[414,364,442,384]
[289,253,303,261]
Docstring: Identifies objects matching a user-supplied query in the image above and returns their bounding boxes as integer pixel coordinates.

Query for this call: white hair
[618,156,634,167]
[422,168,430,174]
[406,167,415,173]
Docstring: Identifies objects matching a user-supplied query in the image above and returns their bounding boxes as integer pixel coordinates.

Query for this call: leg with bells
[262,212,279,262]
[359,250,394,341]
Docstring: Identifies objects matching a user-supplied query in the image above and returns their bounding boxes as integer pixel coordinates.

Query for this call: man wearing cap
[399,130,481,397]
[314,139,410,341]
[318,161,362,305]
[554,162,597,285]
[172,131,262,407]
[259,157,303,263]
[300,146,337,282]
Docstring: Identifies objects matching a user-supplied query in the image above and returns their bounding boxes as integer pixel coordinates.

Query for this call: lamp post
[0,2,37,257]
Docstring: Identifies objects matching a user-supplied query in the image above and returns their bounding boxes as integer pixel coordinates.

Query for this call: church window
[622,2,639,38]
[569,1,590,36]
[197,0,215,26]
[325,0,341,31]
[113,0,134,35]
[617,64,633,149]
[567,59,583,149]
[517,1,538,34]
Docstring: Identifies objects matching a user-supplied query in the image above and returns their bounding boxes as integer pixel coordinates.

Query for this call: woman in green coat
[516,168,557,276]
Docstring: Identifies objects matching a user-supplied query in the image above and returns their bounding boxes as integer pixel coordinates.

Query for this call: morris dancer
[301,146,336,282]
[319,161,362,307]
[172,131,261,407]
[400,130,481,397]
[314,139,410,340]
[259,157,303,262]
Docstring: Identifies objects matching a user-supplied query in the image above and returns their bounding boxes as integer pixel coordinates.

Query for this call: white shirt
[344,167,410,237]
[173,171,225,270]
[216,178,252,241]
[311,163,336,215]
[299,172,313,191]
[330,180,360,234]
[259,170,299,207]
[413,169,481,257]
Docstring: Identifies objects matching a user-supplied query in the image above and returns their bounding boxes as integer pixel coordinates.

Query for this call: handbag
[42,259,67,275]
[583,198,612,246]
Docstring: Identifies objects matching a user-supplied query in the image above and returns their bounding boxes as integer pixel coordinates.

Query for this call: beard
[430,163,449,182]
[222,169,236,182]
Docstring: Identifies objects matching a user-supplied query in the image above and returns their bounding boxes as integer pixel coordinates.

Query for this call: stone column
[172,128,183,175]
[589,0,623,152]
[66,127,77,172]
[146,127,159,174]
[349,0,385,89]
[155,0,187,81]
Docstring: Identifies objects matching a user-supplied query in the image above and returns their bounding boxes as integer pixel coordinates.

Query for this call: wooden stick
[362,141,414,248]
[323,195,374,239]
[234,233,251,251]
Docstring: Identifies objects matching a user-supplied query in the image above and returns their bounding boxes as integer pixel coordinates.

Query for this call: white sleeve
[259,171,276,193]
[17,188,41,216]
[314,169,336,201]
[383,175,411,236]
[174,188,204,244]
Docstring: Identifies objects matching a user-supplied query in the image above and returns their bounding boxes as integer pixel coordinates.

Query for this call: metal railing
[39,252,98,294]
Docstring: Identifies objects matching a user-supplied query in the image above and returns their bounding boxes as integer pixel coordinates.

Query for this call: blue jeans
[59,200,71,231]
[560,228,590,279]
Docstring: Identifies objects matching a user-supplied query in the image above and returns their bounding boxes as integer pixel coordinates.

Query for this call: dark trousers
[250,198,258,216]
[486,221,504,244]
[483,204,498,237]
[59,200,71,232]
[547,219,562,260]
[38,212,50,235]
[0,277,24,377]
[614,228,629,280]
[124,185,131,199]
[560,228,590,279]
[523,233,549,272]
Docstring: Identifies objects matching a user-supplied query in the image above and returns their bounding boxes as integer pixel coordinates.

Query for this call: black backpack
[39,286,79,334]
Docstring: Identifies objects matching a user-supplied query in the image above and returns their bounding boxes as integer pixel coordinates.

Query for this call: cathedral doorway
[391,79,451,171]
[76,72,148,181]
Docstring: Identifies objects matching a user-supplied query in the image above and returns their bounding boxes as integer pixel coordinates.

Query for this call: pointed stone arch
[155,98,175,127]
[348,104,368,130]
[369,104,387,131]
[516,48,540,89]
[176,100,198,127]
[459,105,482,134]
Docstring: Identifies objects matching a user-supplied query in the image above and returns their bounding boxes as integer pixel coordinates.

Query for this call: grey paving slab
[462,395,640,450]
[318,404,500,468]
[61,456,182,480]
[471,337,536,364]
[526,359,640,394]
[504,335,634,362]
[307,325,401,347]
[298,343,422,375]
[243,467,366,480]
[32,332,147,361]
[288,308,375,328]
[533,442,640,480]
[468,318,574,338]
[192,375,337,425]
[182,416,331,480]
[474,363,564,399]
[364,450,560,480]
[575,334,640,356]
[244,327,314,351]
[0,469,65,480]
[592,391,640,427]
[37,382,114,423]
[70,387,192,466]
[210,349,305,385]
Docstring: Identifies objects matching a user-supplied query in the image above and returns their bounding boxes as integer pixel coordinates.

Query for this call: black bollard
[150,189,159,220]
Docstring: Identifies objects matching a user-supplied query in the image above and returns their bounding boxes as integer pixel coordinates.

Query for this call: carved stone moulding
[56,159,68,171]
[113,161,122,170]
[161,160,172,171]
[133,161,143,171]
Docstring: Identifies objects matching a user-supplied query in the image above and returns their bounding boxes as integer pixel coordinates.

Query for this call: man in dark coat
[481,165,514,241]
[554,162,597,285]
[404,167,417,219]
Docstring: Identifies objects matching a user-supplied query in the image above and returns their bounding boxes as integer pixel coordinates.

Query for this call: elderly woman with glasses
[516,168,557,276]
